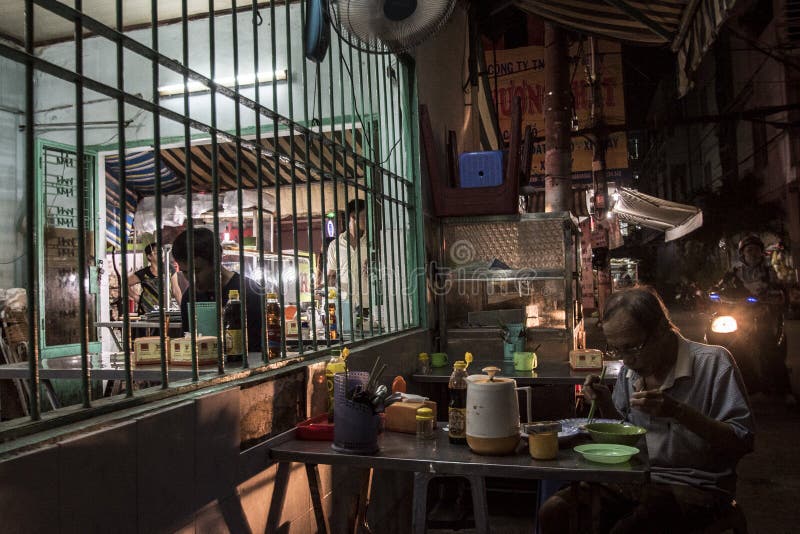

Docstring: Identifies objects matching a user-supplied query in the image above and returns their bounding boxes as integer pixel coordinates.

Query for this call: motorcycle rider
[721,234,796,406]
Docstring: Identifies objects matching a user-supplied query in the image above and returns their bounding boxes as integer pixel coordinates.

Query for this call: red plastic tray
[296,413,334,441]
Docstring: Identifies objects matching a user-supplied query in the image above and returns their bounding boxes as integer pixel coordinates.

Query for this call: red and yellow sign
[486,40,628,177]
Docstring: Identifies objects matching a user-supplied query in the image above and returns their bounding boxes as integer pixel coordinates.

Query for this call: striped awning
[105,151,182,248]
[161,129,366,191]
[513,0,739,95]
[105,129,365,247]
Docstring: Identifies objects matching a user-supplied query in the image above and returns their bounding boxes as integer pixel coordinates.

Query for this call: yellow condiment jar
[526,421,562,460]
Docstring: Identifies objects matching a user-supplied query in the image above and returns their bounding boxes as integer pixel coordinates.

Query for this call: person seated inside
[172,227,262,353]
[539,286,755,534]
[128,242,183,314]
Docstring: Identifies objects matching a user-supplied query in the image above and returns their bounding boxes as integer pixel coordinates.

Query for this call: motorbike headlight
[711,316,738,334]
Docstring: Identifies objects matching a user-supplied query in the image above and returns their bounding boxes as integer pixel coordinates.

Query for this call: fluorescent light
[158,69,288,97]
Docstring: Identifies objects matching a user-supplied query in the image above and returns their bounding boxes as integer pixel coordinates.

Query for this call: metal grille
[0,0,422,433]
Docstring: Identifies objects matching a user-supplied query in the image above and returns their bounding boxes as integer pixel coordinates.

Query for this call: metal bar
[316,61,331,347]
[380,54,399,333]
[336,36,356,341]
[76,0,91,408]
[252,0,269,364]
[285,2,304,355]
[152,0,169,388]
[269,0,287,358]
[299,0,318,350]
[24,0,41,421]
[116,0,134,396]
[354,49,374,338]
[181,0,199,380]
[346,44,366,339]
[232,0,250,369]
[210,0,225,373]
[327,34,342,346]
[369,53,391,334]
[387,58,406,331]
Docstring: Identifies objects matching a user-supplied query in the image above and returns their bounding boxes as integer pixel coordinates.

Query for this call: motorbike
[704,282,785,394]
[674,281,706,312]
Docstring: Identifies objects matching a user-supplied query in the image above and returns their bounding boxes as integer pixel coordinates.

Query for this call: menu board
[41,146,96,346]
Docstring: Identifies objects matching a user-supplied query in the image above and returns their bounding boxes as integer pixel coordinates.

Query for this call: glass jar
[417,352,430,374]
[526,421,562,460]
[416,407,435,440]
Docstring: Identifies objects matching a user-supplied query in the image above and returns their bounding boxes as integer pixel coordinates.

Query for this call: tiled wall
[0,329,430,533]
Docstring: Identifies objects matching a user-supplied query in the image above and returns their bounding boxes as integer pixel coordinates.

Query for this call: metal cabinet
[439,212,583,362]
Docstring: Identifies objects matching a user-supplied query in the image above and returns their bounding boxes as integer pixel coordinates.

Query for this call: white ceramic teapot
[466,366,532,455]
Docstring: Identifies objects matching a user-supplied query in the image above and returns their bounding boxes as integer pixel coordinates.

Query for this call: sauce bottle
[448,360,468,444]
[265,292,281,359]
[327,289,338,340]
[324,349,346,421]
[223,289,243,362]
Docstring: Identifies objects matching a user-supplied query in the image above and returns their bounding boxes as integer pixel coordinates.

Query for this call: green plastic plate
[573,443,640,464]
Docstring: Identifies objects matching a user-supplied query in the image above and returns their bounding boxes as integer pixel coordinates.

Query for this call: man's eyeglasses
[604,334,650,359]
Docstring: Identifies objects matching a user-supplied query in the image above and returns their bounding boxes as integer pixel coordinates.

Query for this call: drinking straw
[587,363,607,423]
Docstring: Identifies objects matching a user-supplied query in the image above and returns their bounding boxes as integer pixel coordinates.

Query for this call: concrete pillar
[544,23,572,213]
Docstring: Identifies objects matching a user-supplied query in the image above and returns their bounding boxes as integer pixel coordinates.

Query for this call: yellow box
[384,400,437,434]
[170,335,219,366]
[133,336,169,366]
[569,349,604,371]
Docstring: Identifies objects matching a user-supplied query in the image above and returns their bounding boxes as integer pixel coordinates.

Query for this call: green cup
[430,352,449,368]
[513,351,537,371]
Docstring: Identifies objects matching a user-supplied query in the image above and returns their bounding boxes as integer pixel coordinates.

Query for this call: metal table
[264,426,649,533]
[412,359,622,386]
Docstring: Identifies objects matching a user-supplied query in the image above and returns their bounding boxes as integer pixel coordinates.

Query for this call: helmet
[738,234,764,259]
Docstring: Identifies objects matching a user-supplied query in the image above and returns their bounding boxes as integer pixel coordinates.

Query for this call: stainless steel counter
[263,426,648,533]
[412,359,623,386]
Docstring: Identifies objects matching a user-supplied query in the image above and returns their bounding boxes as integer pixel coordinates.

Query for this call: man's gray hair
[603,286,679,334]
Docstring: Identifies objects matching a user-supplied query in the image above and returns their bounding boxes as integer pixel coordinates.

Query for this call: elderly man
[539,286,754,533]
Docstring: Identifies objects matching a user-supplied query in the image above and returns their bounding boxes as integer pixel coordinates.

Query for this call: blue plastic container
[459,150,504,188]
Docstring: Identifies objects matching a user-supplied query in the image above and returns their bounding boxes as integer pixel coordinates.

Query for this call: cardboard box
[133,336,169,366]
[384,400,437,434]
[170,335,219,366]
[569,349,604,371]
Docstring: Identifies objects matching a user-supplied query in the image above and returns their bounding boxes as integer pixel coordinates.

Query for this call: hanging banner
[485,40,628,181]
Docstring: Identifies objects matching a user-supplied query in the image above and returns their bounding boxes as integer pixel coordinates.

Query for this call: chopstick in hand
[586,363,607,423]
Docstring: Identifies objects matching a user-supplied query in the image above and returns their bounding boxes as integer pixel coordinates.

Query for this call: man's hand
[583,374,612,403]
[630,389,682,418]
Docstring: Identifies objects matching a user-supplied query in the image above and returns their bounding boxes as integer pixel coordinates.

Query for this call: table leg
[354,468,374,534]
[305,463,331,534]
[265,462,291,534]
[467,475,490,534]
[412,472,432,534]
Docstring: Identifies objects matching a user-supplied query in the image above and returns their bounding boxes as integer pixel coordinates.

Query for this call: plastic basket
[331,371,379,455]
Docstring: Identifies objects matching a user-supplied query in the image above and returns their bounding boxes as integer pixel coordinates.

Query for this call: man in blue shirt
[539,286,754,533]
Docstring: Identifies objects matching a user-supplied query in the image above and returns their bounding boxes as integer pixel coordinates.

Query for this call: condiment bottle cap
[416,407,434,420]
[228,289,240,300]
[453,361,467,369]
[418,352,429,360]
